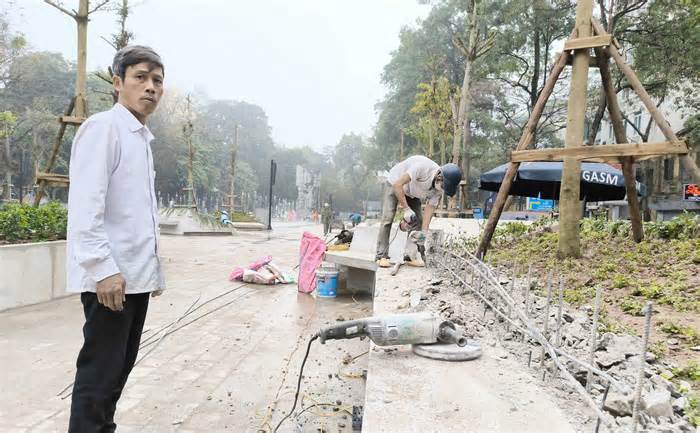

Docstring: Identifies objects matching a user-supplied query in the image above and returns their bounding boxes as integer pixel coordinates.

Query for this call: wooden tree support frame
[511,140,688,163]
[33,96,85,205]
[475,10,700,258]
[563,34,611,51]
[33,0,109,206]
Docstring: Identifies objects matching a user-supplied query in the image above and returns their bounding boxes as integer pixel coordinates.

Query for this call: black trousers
[69,292,150,433]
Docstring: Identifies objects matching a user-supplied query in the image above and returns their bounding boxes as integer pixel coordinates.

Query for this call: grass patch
[659,322,700,345]
[619,298,645,316]
[672,361,700,383]
[687,393,700,427]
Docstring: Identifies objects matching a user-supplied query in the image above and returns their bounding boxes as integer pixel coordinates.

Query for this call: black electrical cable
[273,333,319,432]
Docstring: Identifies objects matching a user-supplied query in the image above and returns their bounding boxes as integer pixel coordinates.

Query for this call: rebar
[434,247,617,428]
[595,382,611,433]
[631,302,653,433]
[524,265,532,317]
[540,270,554,368]
[435,248,626,391]
[586,286,603,392]
[555,275,564,347]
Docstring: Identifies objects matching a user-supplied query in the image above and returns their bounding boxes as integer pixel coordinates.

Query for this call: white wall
[0,241,69,311]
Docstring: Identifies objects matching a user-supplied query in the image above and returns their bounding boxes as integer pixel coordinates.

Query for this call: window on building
[663,158,673,181]
[634,113,642,131]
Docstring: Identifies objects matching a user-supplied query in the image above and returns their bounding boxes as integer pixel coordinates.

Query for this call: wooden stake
[558,0,593,259]
[595,45,644,242]
[592,18,700,183]
[475,49,571,257]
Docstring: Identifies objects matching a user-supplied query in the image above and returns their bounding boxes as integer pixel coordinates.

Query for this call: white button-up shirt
[66,103,165,294]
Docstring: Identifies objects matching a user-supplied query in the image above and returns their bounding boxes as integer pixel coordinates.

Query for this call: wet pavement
[0,222,371,432]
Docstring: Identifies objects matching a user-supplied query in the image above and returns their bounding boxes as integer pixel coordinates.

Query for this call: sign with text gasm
[683,184,700,202]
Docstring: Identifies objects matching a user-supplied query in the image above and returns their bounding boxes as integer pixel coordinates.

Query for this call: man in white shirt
[375,155,462,267]
[67,45,165,433]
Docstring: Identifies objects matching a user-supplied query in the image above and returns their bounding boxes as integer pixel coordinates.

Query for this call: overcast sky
[6,0,429,150]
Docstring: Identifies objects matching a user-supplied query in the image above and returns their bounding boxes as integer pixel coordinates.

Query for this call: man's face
[434,172,444,192]
[114,62,164,123]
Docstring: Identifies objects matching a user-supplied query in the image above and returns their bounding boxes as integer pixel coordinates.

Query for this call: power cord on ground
[273,333,319,432]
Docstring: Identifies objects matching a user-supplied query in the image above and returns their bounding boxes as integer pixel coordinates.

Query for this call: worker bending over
[375,155,462,267]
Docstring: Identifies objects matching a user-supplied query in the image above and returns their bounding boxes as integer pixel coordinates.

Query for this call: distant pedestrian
[67,46,166,433]
[350,213,362,227]
[321,202,332,235]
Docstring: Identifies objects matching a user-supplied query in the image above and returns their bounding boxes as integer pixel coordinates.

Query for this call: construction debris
[418,250,698,432]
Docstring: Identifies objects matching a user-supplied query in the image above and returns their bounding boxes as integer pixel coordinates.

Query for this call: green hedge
[0,202,67,244]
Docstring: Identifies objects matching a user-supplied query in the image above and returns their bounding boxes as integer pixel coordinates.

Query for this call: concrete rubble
[417,255,699,433]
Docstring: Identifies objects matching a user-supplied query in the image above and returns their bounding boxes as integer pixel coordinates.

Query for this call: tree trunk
[530,3,541,111]
[557,0,593,259]
[399,129,404,160]
[428,122,434,160]
[461,123,471,208]
[587,91,607,145]
[595,46,643,242]
[4,124,10,201]
[75,0,88,118]
[451,0,477,166]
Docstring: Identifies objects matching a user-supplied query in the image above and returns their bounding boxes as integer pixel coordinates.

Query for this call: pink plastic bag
[298,232,326,293]
[229,255,272,281]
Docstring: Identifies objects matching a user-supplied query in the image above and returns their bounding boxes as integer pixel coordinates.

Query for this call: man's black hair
[112,45,164,80]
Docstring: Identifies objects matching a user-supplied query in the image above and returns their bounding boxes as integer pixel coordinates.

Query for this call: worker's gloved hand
[409,230,427,246]
[402,207,416,224]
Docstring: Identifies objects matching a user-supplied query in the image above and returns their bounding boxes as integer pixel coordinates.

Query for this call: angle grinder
[317,312,481,361]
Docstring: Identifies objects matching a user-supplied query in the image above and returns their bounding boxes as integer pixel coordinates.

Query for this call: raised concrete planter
[0,240,69,311]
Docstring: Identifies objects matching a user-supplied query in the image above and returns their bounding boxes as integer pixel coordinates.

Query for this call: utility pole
[267,159,276,230]
[229,124,239,213]
[558,0,593,259]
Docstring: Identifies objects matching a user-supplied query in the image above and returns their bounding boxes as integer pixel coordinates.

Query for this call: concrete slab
[0,241,70,311]
[361,266,576,433]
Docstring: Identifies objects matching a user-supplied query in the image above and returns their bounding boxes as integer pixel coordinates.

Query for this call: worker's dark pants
[323,218,331,235]
[69,292,150,433]
[375,182,422,260]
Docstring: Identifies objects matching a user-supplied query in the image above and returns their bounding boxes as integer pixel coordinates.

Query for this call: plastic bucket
[316,267,339,298]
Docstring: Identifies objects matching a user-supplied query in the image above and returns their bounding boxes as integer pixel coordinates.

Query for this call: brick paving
[0,223,370,432]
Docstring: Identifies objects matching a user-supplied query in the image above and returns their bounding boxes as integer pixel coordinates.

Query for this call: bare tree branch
[100,35,118,50]
[621,112,646,141]
[496,77,531,95]
[43,0,76,18]
[88,0,112,15]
